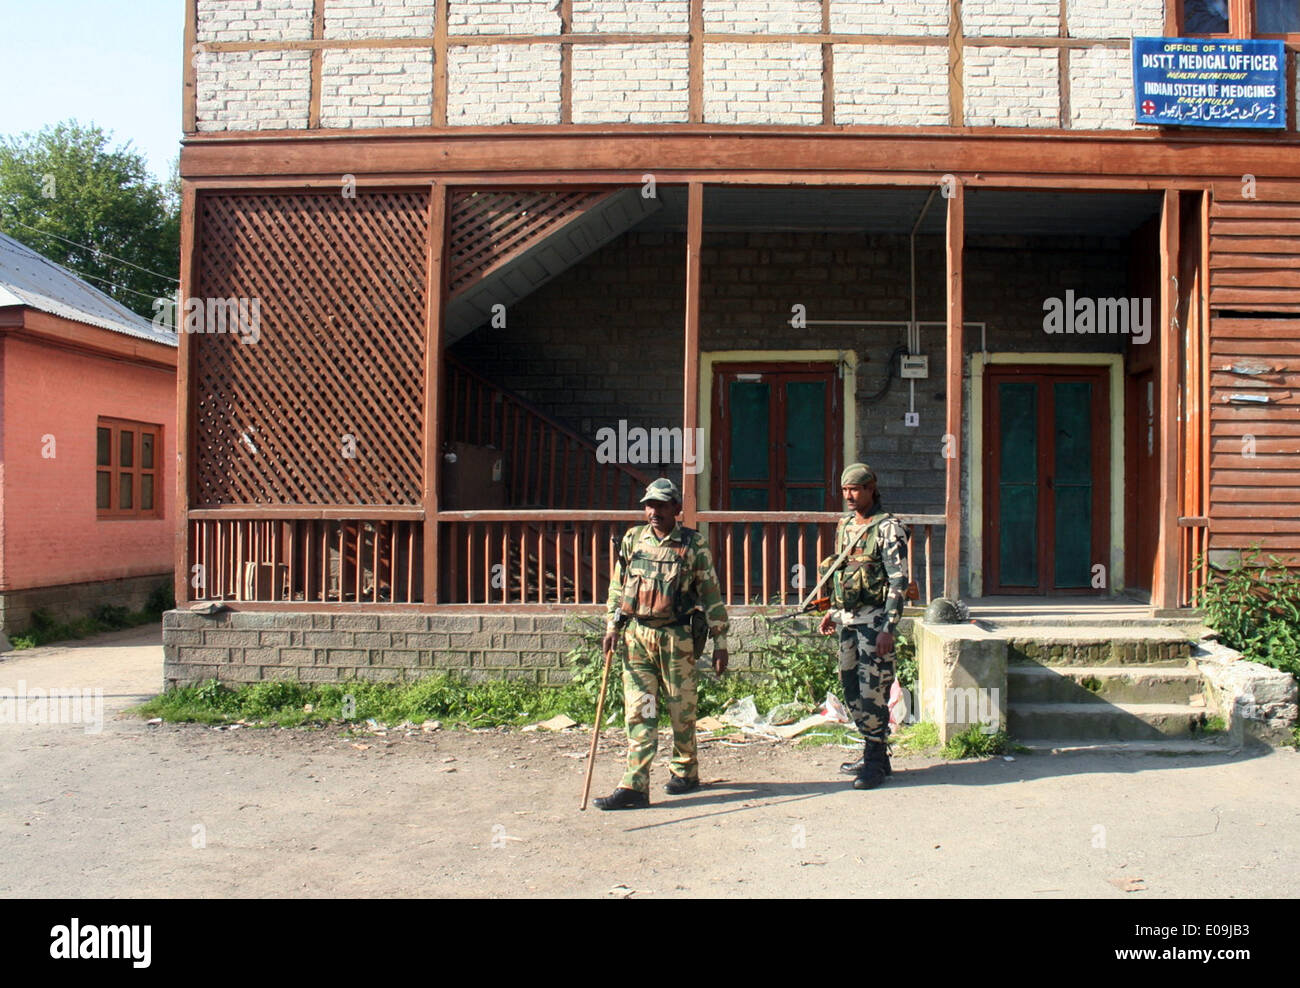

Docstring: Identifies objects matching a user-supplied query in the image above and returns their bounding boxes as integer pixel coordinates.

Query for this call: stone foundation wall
[1,574,172,635]
[161,609,865,688]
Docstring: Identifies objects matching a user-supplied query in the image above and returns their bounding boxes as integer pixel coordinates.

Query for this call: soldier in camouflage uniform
[593,478,730,811]
[817,462,909,790]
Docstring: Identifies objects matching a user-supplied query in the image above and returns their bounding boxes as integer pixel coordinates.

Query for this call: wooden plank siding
[1207,190,1300,563]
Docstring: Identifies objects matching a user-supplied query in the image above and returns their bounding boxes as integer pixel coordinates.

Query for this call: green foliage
[754,619,838,707]
[89,604,131,629]
[145,582,175,615]
[942,724,1011,759]
[0,121,179,318]
[1197,549,1300,680]
[893,630,917,693]
[12,599,162,649]
[563,616,620,724]
[892,721,939,753]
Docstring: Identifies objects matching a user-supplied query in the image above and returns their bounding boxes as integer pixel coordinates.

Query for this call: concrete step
[1002,627,1199,667]
[1007,664,1206,705]
[1008,701,1222,741]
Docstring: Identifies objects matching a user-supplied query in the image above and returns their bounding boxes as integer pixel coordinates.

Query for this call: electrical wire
[861,345,909,404]
[1,218,179,283]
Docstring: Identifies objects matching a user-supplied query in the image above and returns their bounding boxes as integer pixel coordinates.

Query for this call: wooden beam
[183,0,198,134]
[821,0,833,126]
[1058,0,1070,130]
[948,0,964,126]
[179,130,1300,182]
[434,0,449,126]
[309,0,325,129]
[683,181,703,527]
[424,184,448,604]
[1154,189,1181,609]
[559,0,573,124]
[176,182,199,606]
[944,178,964,600]
[689,0,704,124]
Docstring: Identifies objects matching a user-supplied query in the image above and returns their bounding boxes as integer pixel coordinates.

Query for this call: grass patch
[10,584,174,649]
[891,721,940,754]
[942,724,1012,759]
[1195,714,1227,735]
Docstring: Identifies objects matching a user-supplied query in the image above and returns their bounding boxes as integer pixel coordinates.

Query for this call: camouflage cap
[840,462,876,487]
[639,478,682,503]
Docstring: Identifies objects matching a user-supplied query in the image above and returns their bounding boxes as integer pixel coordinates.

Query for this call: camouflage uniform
[606,522,730,794]
[827,510,909,745]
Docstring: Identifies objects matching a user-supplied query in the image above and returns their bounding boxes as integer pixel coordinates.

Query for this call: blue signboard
[1133,37,1287,128]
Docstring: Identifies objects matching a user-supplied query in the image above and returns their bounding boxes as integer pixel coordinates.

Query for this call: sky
[0,0,184,182]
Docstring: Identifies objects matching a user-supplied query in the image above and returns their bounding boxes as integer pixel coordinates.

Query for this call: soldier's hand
[602,630,618,655]
[712,649,729,675]
[875,630,895,657]
[818,612,835,636]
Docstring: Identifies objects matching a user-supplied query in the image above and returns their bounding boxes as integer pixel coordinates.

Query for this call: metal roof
[0,231,178,347]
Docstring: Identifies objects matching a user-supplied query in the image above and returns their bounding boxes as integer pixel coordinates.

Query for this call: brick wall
[571,0,690,33]
[1,574,171,635]
[323,0,436,39]
[196,50,312,131]
[191,0,1175,133]
[834,44,949,126]
[1066,0,1165,38]
[1070,46,1135,130]
[830,0,949,35]
[964,47,1060,127]
[703,43,823,126]
[321,48,434,127]
[197,0,314,42]
[162,608,874,687]
[448,44,562,124]
[572,43,690,124]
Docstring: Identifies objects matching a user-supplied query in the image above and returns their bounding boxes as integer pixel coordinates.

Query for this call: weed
[1195,714,1227,735]
[942,724,1011,759]
[894,631,917,693]
[1080,675,1103,693]
[1197,548,1300,681]
[892,721,939,753]
[796,725,859,748]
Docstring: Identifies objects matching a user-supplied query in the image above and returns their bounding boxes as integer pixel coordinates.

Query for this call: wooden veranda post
[424,183,448,604]
[683,182,703,528]
[944,179,965,601]
[175,182,198,607]
[1154,189,1181,610]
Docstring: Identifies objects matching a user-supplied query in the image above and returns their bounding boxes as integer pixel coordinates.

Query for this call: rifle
[768,597,831,623]
[771,519,873,622]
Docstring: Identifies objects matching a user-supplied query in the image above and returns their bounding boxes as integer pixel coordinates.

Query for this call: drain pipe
[909,188,938,355]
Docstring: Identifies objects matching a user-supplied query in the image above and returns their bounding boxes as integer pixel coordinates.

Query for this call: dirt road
[2,626,1296,898]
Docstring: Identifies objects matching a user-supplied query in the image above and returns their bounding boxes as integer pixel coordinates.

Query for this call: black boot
[593,787,650,810]
[852,742,891,790]
[840,741,892,776]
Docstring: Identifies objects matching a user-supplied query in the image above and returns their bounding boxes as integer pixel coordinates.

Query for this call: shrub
[1198,549,1300,680]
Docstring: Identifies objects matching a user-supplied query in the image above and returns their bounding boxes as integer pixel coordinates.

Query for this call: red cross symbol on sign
[1141,100,1156,115]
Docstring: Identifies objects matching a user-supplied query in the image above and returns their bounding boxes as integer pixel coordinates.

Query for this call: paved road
[2,625,1297,898]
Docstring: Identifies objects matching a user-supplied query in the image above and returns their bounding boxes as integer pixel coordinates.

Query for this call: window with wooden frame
[1179,0,1300,35]
[97,418,162,519]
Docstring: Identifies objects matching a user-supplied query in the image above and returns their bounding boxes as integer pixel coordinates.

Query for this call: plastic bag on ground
[720,695,760,729]
[816,692,853,725]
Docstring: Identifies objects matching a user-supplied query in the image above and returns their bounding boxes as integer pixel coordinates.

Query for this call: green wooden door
[986,367,1109,594]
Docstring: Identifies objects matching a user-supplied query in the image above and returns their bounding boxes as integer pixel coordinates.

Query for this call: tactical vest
[618,526,698,624]
[819,515,891,613]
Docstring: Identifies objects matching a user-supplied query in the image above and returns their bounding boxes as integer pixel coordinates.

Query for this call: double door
[984,365,1110,594]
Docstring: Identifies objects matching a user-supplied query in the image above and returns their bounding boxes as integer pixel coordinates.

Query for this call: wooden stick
[580,646,616,811]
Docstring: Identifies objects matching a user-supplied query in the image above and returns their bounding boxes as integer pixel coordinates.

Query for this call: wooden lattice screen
[193,191,429,506]
[446,189,609,295]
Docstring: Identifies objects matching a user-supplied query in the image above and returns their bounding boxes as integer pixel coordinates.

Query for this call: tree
[0,120,180,319]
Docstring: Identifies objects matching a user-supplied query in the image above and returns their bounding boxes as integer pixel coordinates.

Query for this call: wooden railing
[1180,516,1211,608]
[444,355,654,509]
[698,512,944,607]
[187,510,423,604]
[436,510,944,607]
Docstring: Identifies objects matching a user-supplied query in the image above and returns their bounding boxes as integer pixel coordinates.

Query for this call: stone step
[1008,702,1222,741]
[1002,628,1199,667]
[1007,664,1206,705]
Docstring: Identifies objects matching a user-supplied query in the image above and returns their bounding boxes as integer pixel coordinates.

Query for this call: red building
[0,232,178,638]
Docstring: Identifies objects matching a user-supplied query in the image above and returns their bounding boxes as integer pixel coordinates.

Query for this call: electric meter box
[900,355,929,379]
